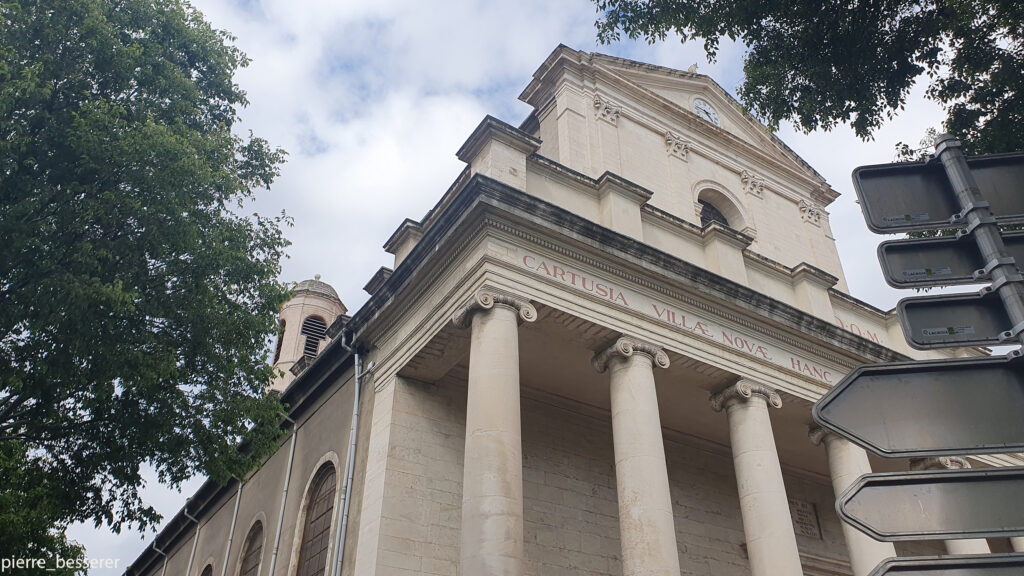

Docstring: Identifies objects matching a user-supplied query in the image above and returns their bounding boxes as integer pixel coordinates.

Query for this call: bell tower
[271,275,346,391]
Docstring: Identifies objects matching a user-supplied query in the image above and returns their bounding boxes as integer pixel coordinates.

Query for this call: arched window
[300,316,327,359]
[201,565,213,576]
[297,464,337,576]
[239,522,264,576]
[699,199,730,228]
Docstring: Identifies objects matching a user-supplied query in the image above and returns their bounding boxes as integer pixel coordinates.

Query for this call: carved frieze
[593,94,621,125]
[799,199,824,227]
[664,131,690,160]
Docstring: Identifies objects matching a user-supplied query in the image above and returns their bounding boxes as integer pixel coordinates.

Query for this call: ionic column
[593,337,680,576]
[809,427,896,576]
[711,381,804,576]
[452,288,537,576]
[909,457,991,555]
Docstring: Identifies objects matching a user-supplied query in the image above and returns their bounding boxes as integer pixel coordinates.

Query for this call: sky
[66,0,951,571]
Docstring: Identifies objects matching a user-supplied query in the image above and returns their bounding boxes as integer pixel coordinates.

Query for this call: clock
[693,98,720,126]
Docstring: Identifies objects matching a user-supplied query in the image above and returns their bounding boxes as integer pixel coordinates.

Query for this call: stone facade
[126,46,1023,576]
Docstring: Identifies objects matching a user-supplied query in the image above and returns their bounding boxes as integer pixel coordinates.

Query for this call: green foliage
[0,0,289,552]
[593,0,1024,154]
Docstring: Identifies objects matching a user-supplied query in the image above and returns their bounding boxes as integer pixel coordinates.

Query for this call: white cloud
[69,0,961,571]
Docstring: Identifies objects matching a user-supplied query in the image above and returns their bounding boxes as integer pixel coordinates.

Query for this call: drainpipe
[220,478,244,576]
[183,505,201,576]
[151,543,168,576]
[268,417,298,576]
[331,334,364,576]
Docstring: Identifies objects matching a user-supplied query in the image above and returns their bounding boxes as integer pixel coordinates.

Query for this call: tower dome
[271,275,347,391]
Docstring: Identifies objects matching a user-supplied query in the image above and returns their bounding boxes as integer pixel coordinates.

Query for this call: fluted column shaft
[810,428,895,576]
[453,289,536,576]
[712,381,804,576]
[908,457,991,556]
[593,338,680,576]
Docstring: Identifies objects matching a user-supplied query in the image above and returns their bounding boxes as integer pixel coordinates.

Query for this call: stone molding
[664,130,690,160]
[592,336,670,373]
[593,94,621,125]
[451,287,537,329]
[710,380,783,412]
[799,199,824,226]
[741,169,766,197]
[909,456,970,471]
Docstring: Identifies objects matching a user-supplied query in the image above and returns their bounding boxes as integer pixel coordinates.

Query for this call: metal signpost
[868,554,1024,576]
[838,468,1024,541]
[814,134,1024,574]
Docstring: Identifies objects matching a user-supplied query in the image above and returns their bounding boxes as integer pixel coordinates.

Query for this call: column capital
[592,336,670,373]
[909,456,970,471]
[451,287,537,328]
[710,380,783,412]
[808,424,832,446]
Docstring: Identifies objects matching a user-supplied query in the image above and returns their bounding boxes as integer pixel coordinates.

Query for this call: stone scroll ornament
[709,380,783,412]
[451,287,537,329]
[592,336,671,373]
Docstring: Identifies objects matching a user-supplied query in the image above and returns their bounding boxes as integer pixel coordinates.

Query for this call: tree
[1,0,289,559]
[592,0,1024,155]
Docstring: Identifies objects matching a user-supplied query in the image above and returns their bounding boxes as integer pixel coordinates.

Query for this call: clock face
[693,98,720,126]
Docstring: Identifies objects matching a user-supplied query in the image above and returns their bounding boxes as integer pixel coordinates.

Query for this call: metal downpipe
[268,428,298,576]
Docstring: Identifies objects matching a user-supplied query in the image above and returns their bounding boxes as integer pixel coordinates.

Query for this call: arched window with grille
[297,464,337,576]
[698,199,730,228]
[200,564,213,576]
[239,522,264,576]
[300,316,327,359]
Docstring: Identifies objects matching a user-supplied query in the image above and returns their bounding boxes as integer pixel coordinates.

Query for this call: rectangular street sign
[878,231,1024,288]
[812,355,1024,457]
[853,152,1024,233]
[868,553,1024,576]
[837,468,1024,541]
[897,291,1012,349]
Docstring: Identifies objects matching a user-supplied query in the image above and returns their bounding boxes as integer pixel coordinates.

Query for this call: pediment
[589,54,826,188]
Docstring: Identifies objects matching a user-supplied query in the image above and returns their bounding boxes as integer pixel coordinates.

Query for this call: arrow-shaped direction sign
[897,290,1012,349]
[878,231,1024,288]
[838,468,1024,541]
[854,152,1024,233]
[868,553,1024,576]
[812,355,1024,457]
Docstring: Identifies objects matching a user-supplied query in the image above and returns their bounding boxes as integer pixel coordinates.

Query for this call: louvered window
[297,464,337,576]
[699,199,730,228]
[300,316,327,358]
[272,320,286,364]
[239,522,263,576]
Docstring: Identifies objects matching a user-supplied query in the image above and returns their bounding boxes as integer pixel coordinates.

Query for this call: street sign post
[868,554,1024,576]
[897,290,1012,348]
[853,151,1024,233]
[837,468,1024,541]
[813,355,1024,457]
[877,231,1024,288]
[814,135,1024,572]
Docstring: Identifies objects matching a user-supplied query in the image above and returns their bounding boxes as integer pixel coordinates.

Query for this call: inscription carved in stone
[788,498,822,539]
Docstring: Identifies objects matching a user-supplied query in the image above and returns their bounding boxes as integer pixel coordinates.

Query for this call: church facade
[125,46,1024,576]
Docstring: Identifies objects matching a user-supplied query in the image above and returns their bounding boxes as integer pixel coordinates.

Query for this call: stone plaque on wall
[789,498,822,539]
